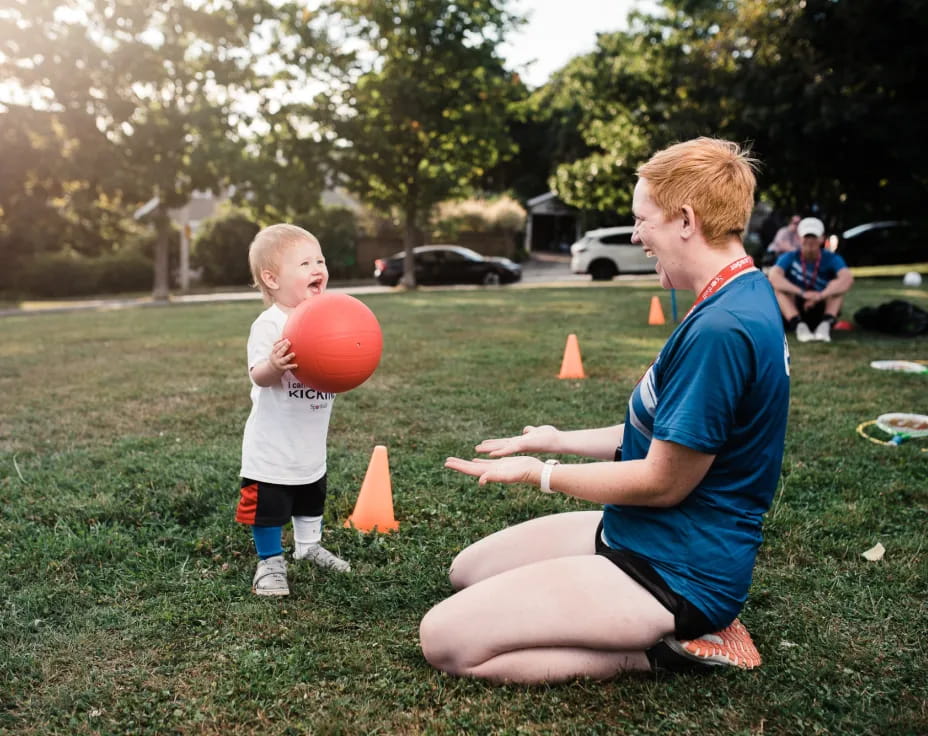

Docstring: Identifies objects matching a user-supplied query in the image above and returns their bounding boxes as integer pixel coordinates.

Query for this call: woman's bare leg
[421,553,674,684]
[449,510,601,590]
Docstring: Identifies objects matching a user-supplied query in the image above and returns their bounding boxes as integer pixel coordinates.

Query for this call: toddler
[236,224,350,597]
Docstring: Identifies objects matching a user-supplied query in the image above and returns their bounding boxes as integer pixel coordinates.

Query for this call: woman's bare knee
[448,546,483,590]
[419,604,470,675]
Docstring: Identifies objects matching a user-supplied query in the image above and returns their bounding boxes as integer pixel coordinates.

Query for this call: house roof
[526,191,576,216]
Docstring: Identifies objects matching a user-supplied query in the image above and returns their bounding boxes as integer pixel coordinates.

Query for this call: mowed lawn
[1,279,926,735]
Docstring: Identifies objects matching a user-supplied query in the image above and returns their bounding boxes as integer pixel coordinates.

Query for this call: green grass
[1,280,926,735]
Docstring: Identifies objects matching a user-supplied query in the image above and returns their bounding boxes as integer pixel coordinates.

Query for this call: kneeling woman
[419,137,789,684]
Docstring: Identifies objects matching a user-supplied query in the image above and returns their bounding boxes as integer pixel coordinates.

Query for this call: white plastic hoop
[869,360,928,374]
[875,413,928,438]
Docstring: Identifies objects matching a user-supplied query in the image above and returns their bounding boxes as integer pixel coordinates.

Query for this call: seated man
[768,216,853,342]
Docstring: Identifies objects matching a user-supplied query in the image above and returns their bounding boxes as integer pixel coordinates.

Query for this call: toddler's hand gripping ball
[282,293,383,393]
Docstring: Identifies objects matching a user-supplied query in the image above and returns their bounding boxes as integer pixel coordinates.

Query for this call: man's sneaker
[660,618,762,670]
[294,543,351,572]
[253,555,289,596]
[813,320,832,342]
[795,322,814,342]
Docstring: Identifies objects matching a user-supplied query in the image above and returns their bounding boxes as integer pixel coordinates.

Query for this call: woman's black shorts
[594,519,714,640]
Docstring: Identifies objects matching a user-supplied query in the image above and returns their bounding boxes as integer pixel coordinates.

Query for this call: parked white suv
[570,226,654,280]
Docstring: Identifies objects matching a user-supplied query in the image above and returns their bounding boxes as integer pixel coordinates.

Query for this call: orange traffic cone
[558,333,587,379]
[344,445,399,533]
[648,296,666,325]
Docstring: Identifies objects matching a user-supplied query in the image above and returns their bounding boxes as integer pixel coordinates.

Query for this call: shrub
[192,212,260,287]
[293,207,359,280]
[431,196,527,241]
[96,249,153,294]
[19,251,101,298]
[487,197,527,232]
[17,248,155,298]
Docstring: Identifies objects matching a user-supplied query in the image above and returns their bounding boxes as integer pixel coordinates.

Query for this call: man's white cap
[797,217,825,238]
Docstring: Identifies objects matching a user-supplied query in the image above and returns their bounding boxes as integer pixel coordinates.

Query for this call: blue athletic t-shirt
[775,249,848,292]
[602,271,790,629]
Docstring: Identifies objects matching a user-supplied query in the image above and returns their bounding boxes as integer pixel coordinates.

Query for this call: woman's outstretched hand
[474,425,559,457]
[444,456,542,487]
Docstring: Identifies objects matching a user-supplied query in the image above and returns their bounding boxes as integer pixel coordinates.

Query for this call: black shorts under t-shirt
[236,475,327,527]
[594,519,714,640]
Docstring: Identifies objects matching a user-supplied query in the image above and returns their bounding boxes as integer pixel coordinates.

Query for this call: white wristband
[540,459,560,494]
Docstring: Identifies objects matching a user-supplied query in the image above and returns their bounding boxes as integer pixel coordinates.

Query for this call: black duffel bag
[854,299,928,337]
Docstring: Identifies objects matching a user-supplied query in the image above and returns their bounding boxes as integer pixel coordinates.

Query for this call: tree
[527,0,928,233]
[191,210,260,287]
[534,4,745,219]
[0,0,276,299]
[731,0,928,229]
[231,100,334,224]
[223,2,349,224]
[0,106,84,289]
[474,73,588,203]
[313,0,523,287]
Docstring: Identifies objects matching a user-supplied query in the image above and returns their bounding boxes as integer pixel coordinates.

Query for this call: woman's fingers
[445,456,537,486]
[445,457,493,475]
[474,425,556,457]
[475,438,520,456]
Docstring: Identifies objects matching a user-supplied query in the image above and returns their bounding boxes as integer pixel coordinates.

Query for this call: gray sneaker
[795,322,814,342]
[813,321,832,342]
[253,555,289,596]
[294,543,351,572]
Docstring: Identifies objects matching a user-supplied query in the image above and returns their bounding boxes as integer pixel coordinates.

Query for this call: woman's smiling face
[631,178,681,290]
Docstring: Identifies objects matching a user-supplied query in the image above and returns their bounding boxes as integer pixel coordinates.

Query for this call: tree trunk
[400,206,418,289]
[152,216,171,302]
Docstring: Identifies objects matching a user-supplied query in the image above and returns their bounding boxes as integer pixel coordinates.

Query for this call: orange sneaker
[665,618,762,670]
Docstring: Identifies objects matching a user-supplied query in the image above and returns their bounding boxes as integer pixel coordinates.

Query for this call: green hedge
[97,250,153,293]
[293,207,359,280]
[18,250,152,298]
[193,207,364,287]
[191,213,260,287]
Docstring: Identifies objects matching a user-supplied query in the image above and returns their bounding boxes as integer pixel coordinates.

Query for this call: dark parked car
[834,221,924,267]
[373,245,522,286]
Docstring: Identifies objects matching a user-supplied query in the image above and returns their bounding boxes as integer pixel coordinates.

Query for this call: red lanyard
[799,252,821,291]
[636,255,755,385]
[683,255,756,320]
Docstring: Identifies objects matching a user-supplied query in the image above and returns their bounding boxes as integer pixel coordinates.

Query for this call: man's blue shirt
[775,249,848,292]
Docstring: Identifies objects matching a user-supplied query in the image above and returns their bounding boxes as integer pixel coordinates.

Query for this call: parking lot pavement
[519,253,585,283]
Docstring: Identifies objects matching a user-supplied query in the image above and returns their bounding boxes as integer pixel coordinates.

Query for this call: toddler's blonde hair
[248,224,320,305]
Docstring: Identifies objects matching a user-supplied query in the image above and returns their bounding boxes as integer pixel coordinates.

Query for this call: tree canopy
[541,0,928,232]
[1,0,274,296]
[1,0,925,298]
[306,0,523,286]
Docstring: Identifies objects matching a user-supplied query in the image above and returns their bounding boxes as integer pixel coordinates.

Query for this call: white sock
[292,515,322,556]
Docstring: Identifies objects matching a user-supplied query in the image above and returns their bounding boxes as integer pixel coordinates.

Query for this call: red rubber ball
[282,293,383,393]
